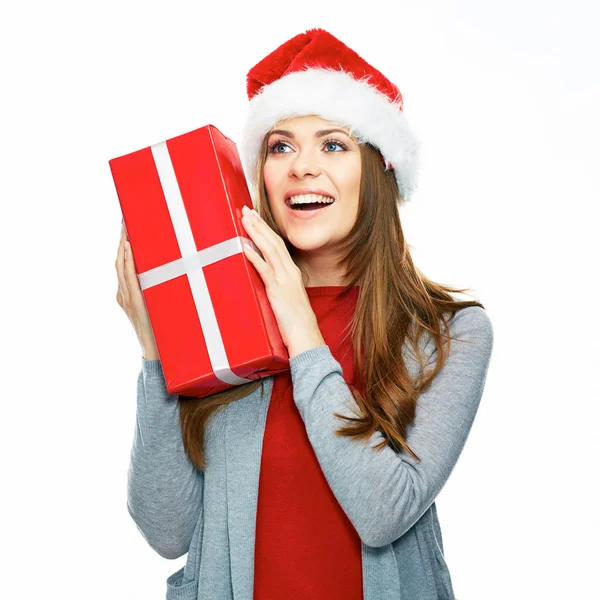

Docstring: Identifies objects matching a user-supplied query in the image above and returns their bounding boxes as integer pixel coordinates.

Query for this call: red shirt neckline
[305,285,360,297]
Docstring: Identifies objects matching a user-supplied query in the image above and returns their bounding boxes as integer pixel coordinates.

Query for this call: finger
[243,242,274,283]
[123,240,140,294]
[249,213,294,269]
[241,227,265,262]
[242,215,287,273]
[115,238,130,305]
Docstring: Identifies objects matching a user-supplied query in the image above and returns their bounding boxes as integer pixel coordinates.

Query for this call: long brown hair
[178,135,485,472]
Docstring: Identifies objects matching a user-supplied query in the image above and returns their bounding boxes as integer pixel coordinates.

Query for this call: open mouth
[285,200,334,211]
[284,194,336,215]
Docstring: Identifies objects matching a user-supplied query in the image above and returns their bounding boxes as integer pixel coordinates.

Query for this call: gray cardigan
[127,305,494,599]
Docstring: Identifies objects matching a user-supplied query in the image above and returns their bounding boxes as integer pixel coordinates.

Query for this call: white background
[2,1,598,598]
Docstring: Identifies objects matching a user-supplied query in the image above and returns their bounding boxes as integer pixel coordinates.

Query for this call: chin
[287,233,333,252]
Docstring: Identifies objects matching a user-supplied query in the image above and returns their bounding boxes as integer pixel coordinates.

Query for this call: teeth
[288,194,335,205]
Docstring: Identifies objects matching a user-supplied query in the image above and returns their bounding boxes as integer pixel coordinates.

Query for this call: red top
[254,286,364,599]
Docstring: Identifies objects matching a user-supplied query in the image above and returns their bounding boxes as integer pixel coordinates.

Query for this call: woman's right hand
[115,222,159,360]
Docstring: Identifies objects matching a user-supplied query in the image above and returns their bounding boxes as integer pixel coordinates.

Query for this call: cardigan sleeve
[126,358,204,559]
[289,305,494,548]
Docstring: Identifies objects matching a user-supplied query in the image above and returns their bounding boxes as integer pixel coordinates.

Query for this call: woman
[116,28,494,600]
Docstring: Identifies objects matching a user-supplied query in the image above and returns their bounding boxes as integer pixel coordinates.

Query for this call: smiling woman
[262,115,363,268]
[127,27,494,600]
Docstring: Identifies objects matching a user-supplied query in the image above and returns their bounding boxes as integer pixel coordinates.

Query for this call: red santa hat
[239,28,420,204]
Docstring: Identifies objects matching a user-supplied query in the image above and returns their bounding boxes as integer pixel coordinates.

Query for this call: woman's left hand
[240,205,325,358]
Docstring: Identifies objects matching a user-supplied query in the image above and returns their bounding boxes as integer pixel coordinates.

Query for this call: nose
[288,149,322,179]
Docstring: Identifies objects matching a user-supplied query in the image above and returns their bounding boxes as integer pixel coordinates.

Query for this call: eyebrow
[268,128,352,139]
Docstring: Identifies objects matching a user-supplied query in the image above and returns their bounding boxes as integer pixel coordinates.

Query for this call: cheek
[338,166,361,206]
[262,160,280,195]
[263,165,277,207]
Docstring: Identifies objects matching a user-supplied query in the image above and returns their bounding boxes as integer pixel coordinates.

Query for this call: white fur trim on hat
[240,68,420,204]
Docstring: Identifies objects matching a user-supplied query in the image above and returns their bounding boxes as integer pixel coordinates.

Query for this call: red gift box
[109,124,289,398]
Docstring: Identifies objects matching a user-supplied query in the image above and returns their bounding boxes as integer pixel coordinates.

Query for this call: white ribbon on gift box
[135,140,255,386]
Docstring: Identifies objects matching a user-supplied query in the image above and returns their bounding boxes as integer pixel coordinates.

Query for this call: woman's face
[263,114,361,255]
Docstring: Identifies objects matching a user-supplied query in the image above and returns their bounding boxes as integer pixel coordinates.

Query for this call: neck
[293,248,348,287]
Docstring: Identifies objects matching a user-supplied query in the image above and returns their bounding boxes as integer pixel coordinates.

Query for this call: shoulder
[444,306,494,369]
[412,306,493,373]
[449,305,494,342]
[422,306,494,367]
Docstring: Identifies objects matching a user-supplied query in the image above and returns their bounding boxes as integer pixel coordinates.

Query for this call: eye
[267,139,292,154]
[323,139,347,152]
[266,138,348,155]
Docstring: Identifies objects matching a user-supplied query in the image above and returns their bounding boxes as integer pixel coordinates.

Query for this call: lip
[283,188,336,220]
[285,202,334,220]
[284,188,336,202]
